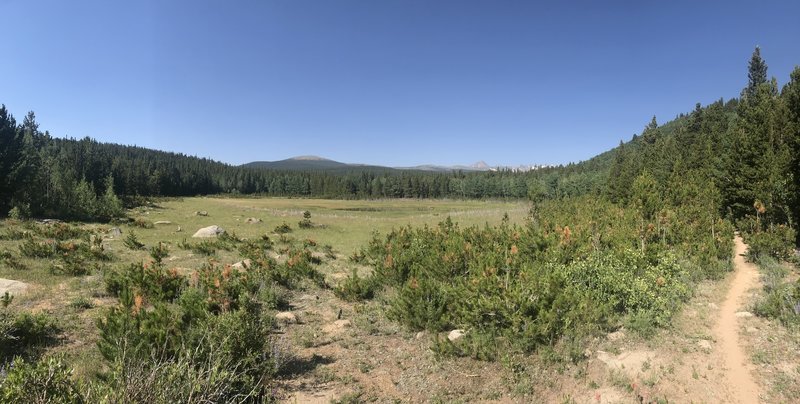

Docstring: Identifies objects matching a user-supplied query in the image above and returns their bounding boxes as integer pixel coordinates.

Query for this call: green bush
[298,211,313,229]
[752,257,800,328]
[49,254,97,276]
[744,224,796,261]
[96,256,283,401]
[103,262,186,302]
[89,341,269,403]
[0,356,84,404]
[0,227,28,241]
[178,238,233,256]
[274,222,292,234]
[0,250,26,270]
[237,235,273,261]
[0,311,60,361]
[352,197,712,359]
[19,236,57,258]
[334,269,378,302]
[31,223,89,241]
[132,218,154,229]
[123,231,145,250]
[149,242,170,264]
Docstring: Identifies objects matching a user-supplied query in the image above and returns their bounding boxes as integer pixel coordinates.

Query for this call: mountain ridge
[241,156,496,172]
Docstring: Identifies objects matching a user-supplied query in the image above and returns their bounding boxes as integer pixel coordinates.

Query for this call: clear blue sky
[1,0,799,167]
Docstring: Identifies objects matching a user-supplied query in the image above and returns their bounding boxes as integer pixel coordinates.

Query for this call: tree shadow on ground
[277,353,335,378]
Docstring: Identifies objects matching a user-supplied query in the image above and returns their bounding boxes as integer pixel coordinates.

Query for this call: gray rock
[231,259,252,269]
[245,217,261,224]
[448,329,465,342]
[735,311,754,318]
[107,227,122,236]
[0,278,29,296]
[154,220,172,225]
[194,211,208,216]
[192,225,225,238]
[697,340,712,350]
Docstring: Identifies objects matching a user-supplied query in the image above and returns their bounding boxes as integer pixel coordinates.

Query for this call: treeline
[0,110,596,220]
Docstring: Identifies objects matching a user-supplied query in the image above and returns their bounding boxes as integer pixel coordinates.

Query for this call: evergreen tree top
[745,46,768,99]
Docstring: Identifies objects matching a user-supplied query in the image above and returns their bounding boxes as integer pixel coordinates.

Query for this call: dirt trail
[713,236,762,403]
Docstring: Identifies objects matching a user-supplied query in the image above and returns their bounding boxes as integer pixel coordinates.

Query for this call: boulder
[107,227,122,237]
[0,278,29,296]
[697,340,712,350]
[192,225,225,238]
[447,329,465,342]
[245,217,261,224]
[231,259,252,269]
[194,211,208,216]
[735,311,754,318]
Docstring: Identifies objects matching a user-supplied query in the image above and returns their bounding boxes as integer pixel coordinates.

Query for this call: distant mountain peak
[471,161,489,169]
[290,155,330,161]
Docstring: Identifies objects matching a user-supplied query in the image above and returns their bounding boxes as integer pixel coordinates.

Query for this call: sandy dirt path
[713,235,762,403]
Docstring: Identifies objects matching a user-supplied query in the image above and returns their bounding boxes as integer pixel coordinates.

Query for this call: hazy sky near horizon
[1,0,799,167]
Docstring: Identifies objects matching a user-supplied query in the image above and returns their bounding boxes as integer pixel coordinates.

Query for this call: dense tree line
[605,47,800,245]
[0,112,583,220]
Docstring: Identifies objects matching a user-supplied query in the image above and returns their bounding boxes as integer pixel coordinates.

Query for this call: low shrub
[237,235,273,261]
[123,231,145,250]
[752,257,800,328]
[31,223,89,241]
[19,236,57,258]
[274,223,292,234]
[103,262,185,302]
[0,251,26,270]
[298,211,314,229]
[744,224,796,261]
[0,311,61,361]
[68,297,95,311]
[0,355,84,404]
[0,228,28,241]
[354,207,698,359]
[334,269,378,302]
[96,255,283,401]
[132,218,154,229]
[178,237,235,256]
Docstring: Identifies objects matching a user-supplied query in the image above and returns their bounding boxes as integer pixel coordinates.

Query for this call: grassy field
[0,196,529,391]
[128,196,530,255]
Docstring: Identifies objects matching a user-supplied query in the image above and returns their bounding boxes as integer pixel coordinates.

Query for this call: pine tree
[745,46,768,100]
[0,106,20,213]
[781,67,800,231]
